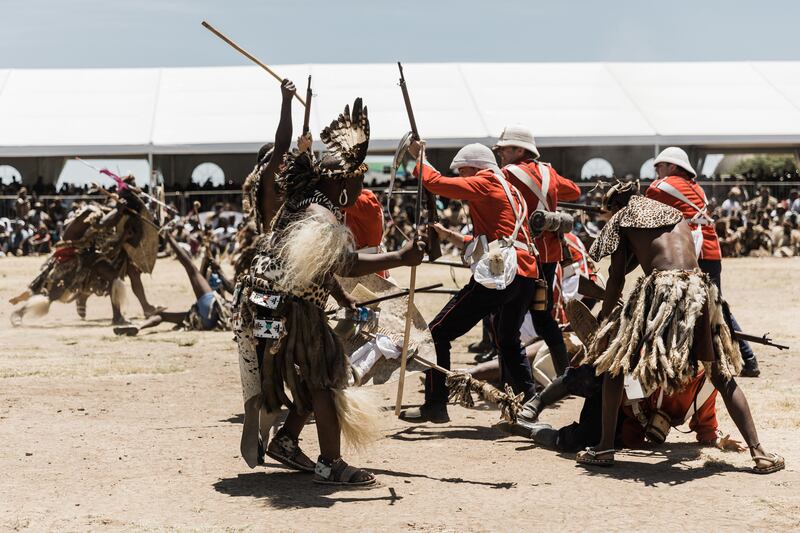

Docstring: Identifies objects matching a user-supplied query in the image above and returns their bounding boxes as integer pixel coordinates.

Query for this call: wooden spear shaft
[394,142,426,416]
[201,21,307,107]
[394,266,417,415]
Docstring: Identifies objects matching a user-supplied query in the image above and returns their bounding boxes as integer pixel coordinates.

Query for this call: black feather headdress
[318,97,370,179]
[277,98,370,204]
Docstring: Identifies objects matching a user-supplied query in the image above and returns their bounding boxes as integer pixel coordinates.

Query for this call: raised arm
[97,200,128,229]
[408,139,492,201]
[258,79,296,224]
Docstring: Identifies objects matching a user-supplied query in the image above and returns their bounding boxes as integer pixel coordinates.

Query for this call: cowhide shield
[335,273,432,385]
[123,210,158,274]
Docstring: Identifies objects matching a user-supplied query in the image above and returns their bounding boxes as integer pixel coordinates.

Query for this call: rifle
[733,331,789,351]
[302,75,312,136]
[326,283,442,315]
[397,62,442,261]
[557,202,606,214]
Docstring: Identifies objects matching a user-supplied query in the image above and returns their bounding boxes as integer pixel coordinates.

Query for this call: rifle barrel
[558,202,605,213]
[733,331,789,350]
[302,75,312,135]
[398,62,419,137]
[325,283,443,314]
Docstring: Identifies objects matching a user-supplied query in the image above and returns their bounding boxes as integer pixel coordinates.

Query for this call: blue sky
[1,0,799,68]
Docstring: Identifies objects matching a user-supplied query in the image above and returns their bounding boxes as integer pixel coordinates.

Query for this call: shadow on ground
[568,442,749,486]
[213,463,516,509]
[386,424,501,442]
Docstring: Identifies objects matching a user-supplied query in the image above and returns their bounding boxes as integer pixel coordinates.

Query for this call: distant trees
[731,154,797,177]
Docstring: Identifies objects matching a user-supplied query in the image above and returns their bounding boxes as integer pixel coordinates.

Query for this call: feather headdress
[318,97,370,179]
[277,99,370,203]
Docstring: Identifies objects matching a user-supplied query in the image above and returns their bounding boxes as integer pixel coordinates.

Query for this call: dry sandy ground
[1,255,799,532]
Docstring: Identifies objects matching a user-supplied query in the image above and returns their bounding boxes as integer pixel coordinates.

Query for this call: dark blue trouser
[529,262,570,372]
[698,259,755,360]
[425,275,537,404]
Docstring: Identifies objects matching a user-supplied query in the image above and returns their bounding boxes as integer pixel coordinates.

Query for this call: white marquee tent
[2,61,800,157]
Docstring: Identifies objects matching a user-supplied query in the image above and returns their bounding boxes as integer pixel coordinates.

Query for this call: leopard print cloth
[589,195,683,262]
[247,190,342,309]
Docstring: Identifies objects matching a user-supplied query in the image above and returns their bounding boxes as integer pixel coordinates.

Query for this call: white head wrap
[449,143,502,175]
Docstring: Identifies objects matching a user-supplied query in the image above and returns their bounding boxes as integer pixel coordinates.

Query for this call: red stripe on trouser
[425,283,478,396]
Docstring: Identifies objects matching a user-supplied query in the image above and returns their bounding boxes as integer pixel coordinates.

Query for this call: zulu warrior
[234,80,425,487]
[573,181,783,474]
[10,183,159,325]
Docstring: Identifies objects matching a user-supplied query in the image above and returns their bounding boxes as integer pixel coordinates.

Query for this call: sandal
[266,433,315,473]
[313,456,376,487]
[752,452,785,475]
[576,447,615,466]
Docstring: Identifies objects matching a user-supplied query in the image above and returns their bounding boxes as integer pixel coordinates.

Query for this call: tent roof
[2,61,800,157]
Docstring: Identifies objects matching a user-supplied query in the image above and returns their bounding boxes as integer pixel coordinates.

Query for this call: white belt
[356,246,380,254]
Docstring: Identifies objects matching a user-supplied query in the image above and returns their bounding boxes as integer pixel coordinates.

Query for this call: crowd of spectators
[713,186,800,257]
[0,174,242,258]
[1,187,62,257]
[573,181,800,258]
[3,172,800,260]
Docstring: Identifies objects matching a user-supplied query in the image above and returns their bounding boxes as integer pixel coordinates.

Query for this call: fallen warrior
[113,231,233,335]
[573,182,784,474]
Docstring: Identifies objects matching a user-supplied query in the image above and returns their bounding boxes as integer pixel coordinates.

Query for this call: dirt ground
[1,255,799,532]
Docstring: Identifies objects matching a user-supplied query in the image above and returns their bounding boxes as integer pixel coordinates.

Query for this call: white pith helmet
[495,125,540,158]
[654,147,696,177]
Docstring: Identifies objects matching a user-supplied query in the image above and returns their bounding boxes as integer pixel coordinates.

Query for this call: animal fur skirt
[584,269,743,394]
[235,288,348,415]
[234,288,379,456]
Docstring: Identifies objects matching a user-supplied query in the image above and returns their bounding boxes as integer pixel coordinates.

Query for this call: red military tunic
[418,163,538,279]
[563,232,599,282]
[621,371,718,448]
[342,189,384,251]
[502,159,580,263]
[646,176,722,260]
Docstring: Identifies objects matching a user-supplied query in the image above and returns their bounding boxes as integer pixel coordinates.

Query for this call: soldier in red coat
[645,147,759,377]
[494,125,581,376]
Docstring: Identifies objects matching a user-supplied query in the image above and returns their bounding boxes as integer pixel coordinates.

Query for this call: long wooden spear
[394,141,426,416]
[201,21,306,107]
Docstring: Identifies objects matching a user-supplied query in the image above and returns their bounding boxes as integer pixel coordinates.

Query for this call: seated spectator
[28,225,52,254]
[8,220,32,256]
